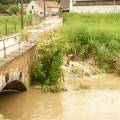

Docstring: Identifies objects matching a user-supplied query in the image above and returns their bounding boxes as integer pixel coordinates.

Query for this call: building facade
[70,0,120,13]
[47,1,60,16]
[60,0,70,12]
[26,0,44,17]
[26,0,60,17]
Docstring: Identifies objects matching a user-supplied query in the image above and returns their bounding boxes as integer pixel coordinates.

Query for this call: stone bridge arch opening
[1,80,27,93]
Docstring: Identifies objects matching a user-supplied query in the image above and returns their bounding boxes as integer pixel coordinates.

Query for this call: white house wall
[26,1,44,17]
[70,5,120,13]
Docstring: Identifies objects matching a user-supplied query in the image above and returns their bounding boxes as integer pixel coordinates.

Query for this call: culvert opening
[1,80,27,93]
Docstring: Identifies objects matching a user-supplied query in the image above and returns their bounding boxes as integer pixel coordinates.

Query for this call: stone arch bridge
[0,34,36,93]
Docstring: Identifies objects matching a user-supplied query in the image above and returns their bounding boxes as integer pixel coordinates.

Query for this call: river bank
[63,59,120,90]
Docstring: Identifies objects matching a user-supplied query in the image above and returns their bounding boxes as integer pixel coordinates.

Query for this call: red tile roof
[36,0,60,8]
[46,1,60,8]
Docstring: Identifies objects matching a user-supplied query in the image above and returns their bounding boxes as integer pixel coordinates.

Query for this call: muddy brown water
[1,74,120,120]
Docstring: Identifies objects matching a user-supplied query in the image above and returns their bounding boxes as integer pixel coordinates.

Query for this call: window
[29,10,32,14]
[32,5,34,9]
[72,0,120,6]
[40,12,43,14]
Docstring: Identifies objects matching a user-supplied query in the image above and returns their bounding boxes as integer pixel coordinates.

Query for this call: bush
[31,61,46,85]
[9,4,19,15]
[31,36,64,86]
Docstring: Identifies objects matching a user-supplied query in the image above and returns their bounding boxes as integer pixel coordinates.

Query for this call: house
[61,0,120,13]
[26,0,44,17]
[71,0,120,13]
[26,0,60,17]
[23,4,28,13]
[60,0,70,12]
[47,1,60,16]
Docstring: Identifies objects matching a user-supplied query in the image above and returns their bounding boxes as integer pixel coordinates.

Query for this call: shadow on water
[0,90,23,96]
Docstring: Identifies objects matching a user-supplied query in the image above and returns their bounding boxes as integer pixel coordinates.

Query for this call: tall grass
[0,15,32,36]
[61,13,120,71]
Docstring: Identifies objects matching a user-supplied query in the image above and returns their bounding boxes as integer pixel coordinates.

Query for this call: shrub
[31,61,46,85]
[9,4,19,15]
[31,36,64,86]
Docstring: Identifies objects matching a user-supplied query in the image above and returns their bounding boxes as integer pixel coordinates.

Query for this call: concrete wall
[70,5,120,13]
[0,46,36,90]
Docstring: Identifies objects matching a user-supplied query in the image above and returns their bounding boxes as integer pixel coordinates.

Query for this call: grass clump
[71,66,84,75]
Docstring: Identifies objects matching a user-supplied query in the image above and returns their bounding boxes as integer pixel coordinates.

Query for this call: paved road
[0,16,62,59]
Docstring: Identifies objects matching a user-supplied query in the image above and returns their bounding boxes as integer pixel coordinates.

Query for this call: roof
[60,0,120,9]
[36,0,44,9]
[46,1,60,8]
[73,0,120,1]
[36,0,60,9]
[60,0,70,9]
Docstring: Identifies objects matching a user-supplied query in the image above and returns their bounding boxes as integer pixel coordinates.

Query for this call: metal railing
[0,34,22,58]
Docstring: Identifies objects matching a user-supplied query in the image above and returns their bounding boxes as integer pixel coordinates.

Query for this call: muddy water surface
[1,74,120,120]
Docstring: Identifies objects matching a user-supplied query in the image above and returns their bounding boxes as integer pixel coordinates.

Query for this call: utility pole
[70,0,73,12]
[21,0,24,29]
[114,0,116,13]
[44,0,46,21]
[43,0,46,30]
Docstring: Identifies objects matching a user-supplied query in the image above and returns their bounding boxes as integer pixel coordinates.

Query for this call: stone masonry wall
[0,46,36,89]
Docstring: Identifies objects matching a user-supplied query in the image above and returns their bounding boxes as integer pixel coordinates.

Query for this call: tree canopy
[0,0,31,4]
[0,0,61,4]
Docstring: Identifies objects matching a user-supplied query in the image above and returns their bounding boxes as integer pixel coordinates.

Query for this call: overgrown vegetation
[31,13,120,93]
[31,32,64,92]
[0,4,19,15]
[61,13,120,72]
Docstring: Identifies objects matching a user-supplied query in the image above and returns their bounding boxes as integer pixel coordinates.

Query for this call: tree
[9,4,19,15]
[0,4,8,12]
[0,0,18,4]
[0,0,31,4]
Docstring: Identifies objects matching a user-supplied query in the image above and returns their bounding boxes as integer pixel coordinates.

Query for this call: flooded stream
[1,74,120,120]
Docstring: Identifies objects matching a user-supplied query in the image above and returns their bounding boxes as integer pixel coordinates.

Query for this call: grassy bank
[0,15,32,36]
[61,13,120,72]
